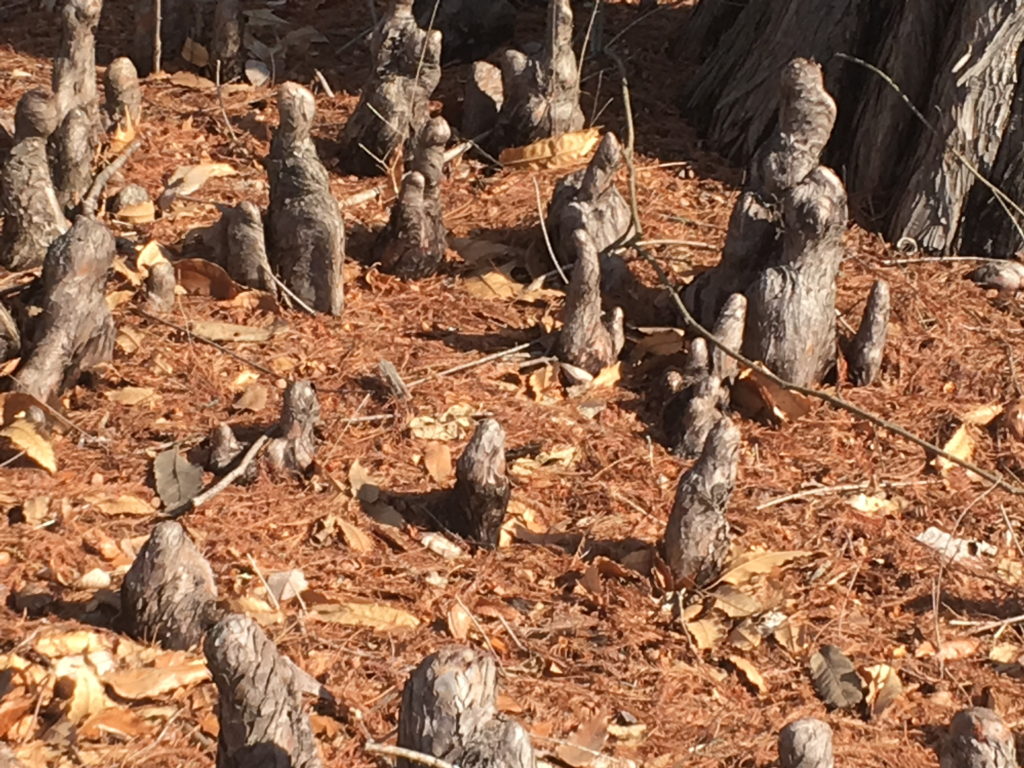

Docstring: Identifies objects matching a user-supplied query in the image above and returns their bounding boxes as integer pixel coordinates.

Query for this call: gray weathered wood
[663,416,739,589]
[265,380,319,476]
[13,216,114,404]
[266,83,345,315]
[449,418,510,549]
[488,0,584,154]
[340,0,442,177]
[225,201,273,292]
[104,56,143,134]
[53,0,102,125]
[120,521,220,650]
[132,0,191,76]
[373,117,450,279]
[145,259,177,313]
[0,90,69,271]
[940,708,1017,768]
[398,647,535,768]
[205,614,323,768]
[463,61,503,140]
[847,278,890,386]
[210,0,244,82]
[556,229,624,375]
[48,106,95,213]
[779,718,834,768]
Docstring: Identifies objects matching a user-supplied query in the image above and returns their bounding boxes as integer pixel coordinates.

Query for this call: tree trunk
[339,0,442,177]
[373,117,450,279]
[52,0,102,125]
[265,380,319,476]
[486,0,584,155]
[13,216,113,404]
[120,520,220,650]
[205,614,323,768]
[684,0,1024,257]
[449,418,511,549]
[398,647,536,768]
[266,83,345,315]
[940,708,1017,768]
[779,719,834,768]
[663,416,739,589]
[847,278,890,386]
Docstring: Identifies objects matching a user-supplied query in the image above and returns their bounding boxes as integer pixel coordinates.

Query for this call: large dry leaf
[180,37,210,67]
[449,237,523,268]
[423,442,452,484]
[115,200,155,225]
[860,663,902,718]
[733,364,812,423]
[716,550,815,586]
[728,655,768,695]
[683,617,724,651]
[161,161,235,206]
[83,494,153,516]
[34,630,112,658]
[932,423,975,476]
[103,386,157,406]
[711,584,763,619]
[589,362,622,390]
[499,128,601,171]
[266,569,308,603]
[308,601,420,631]
[103,659,210,699]
[446,601,472,640]
[189,319,277,343]
[79,707,156,740]
[809,645,863,710]
[0,419,56,473]
[962,403,1004,426]
[53,655,114,724]
[554,710,609,768]
[175,259,242,300]
[337,519,374,553]
[233,383,268,413]
[152,448,203,509]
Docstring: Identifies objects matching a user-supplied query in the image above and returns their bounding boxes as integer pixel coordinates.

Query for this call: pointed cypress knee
[779,719,834,768]
[847,278,890,386]
[120,521,219,650]
[940,708,1016,768]
[266,380,319,476]
[663,416,740,589]
[205,614,323,768]
[398,647,536,768]
[104,56,142,134]
[449,419,511,548]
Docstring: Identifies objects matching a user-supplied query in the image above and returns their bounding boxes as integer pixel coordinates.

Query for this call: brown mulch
[3,1,1024,767]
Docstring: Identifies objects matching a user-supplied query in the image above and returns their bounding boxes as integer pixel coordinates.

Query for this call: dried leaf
[106,289,136,310]
[589,362,622,390]
[423,442,452,484]
[846,493,897,515]
[449,237,522,268]
[0,419,56,473]
[772,620,808,655]
[447,602,472,640]
[717,550,815,586]
[229,594,284,626]
[348,459,377,501]
[554,710,608,768]
[308,601,420,631]
[338,520,374,552]
[152,448,203,510]
[421,532,465,559]
[462,262,523,301]
[962,403,1003,426]
[728,655,768,695]
[79,707,155,740]
[629,328,686,361]
[102,659,210,699]
[83,494,153,516]
[733,364,812,423]
[932,423,975,476]
[711,584,763,619]
[727,619,763,651]
[115,200,155,225]
[161,162,235,206]
[683,617,724,650]
[136,240,173,274]
[859,663,902,718]
[244,59,270,87]
[168,70,215,90]
[915,637,980,661]
[499,128,601,171]
[408,405,475,441]
[181,37,209,67]
[104,386,157,406]
[527,364,559,402]
[190,319,277,343]
[989,643,1019,664]
[233,383,268,412]
[809,645,864,710]
[174,259,241,299]
[57,659,112,724]
[265,569,308,603]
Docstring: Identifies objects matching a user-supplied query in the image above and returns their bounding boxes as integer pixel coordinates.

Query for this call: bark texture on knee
[0,90,68,271]
[104,56,142,135]
[556,229,624,376]
[547,132,632,263]
[487,0,584,154]
[205,614,323,768]
[266,380,319,476]
[13,216,114,404]
[373,117,450,279]
[266,83,345,315]
[663,416,740,589]
[779,719,834,768]
[225,201,273,292]
[398,646,536,768]
[448,419,510,549]
[53,0,102,125]
[339,0,441,177]
[940,708,1016,768]
[120,521,219,650]
[847,278,890,386]
[49,106,96,213]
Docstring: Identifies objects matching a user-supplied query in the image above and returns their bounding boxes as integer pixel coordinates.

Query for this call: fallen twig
[137,309,277,377]
[168,433,270,517]
[881,255,998,267]
[533,177,568,284]
[756,479,937,510]
[82,138,142,217]
[364,742,460,768]
[405,342,535,388]
[215,59,239,142]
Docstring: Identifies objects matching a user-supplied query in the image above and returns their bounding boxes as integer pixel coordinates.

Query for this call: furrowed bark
[0,90,68,272]
[940,708,1016,768]
[265,379,319,476]
[120,520,220,650]
[53,0,102,125]
[398,647,535,768]
[847,278,890,386]
[449,418,511,549]
[48,106,95,213]
[205,614,323,768]
[210,0,244,82]
[663,416,740,589]
[266,83,345,315]
[339,0,441,177]
[556,228,624,376]
[463,61,503,139]
[373,117,450,279]
[13,216,114,404]
[225,201,273,292]
[487,0,584,154]
[779,719,834,768]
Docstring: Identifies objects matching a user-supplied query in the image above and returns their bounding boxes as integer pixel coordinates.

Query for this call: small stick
[215,59,239,141]
[636,239,718,251]
[137,309,277,377]
[406,342,534,388]
[533,177,568,284]
[881,256,997,267]
[260,263,316,315]
[313,69,335,98]
[82,138,143,217]
[168,433,270,517]
[246,550,281,611]
[364,742,460,768]
[756,479,937,510]
[153,0,162,75]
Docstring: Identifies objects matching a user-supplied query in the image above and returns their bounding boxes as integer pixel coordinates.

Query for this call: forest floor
[3,1,1024,767]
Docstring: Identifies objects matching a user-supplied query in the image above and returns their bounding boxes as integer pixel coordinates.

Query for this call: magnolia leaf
[809,645,863,710]
[683,617,724,651]
[0,419,56,473]
[152,448,203,510]
[337,519,374,553]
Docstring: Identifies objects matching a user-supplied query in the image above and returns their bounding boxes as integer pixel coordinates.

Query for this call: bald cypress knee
[448,419,511,548]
